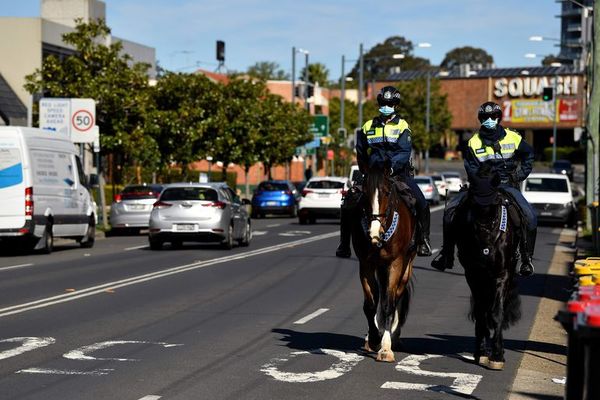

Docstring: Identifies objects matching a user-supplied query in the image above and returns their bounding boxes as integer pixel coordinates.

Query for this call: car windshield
[258,182,288,191]
[120,185,163,200]
[525,178,569,193]
[160,187,219,201]
[414,177,431,184]
[432,175,442,182]
[443,172,460,179]
[307,180,345,189]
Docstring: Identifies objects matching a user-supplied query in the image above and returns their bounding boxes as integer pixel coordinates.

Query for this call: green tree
[145,72,222,178]
[299,63,330,87]
[349,36,430,82]
[24,19,155,176]
[441,46,494,70]
[247,61,289,80]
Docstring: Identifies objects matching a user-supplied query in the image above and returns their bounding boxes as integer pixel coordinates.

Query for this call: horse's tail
[502,277,522,328]
[397,276,414,328]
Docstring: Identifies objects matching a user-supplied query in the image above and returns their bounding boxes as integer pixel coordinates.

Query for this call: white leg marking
[261,348,363,383]
[391,309,399,333]
[381,330,392,353]
[370,188,381,240]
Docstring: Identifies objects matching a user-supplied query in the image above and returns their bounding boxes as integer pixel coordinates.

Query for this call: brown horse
[351,168,417,362]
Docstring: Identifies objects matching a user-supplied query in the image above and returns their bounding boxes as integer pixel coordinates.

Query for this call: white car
[298,176,349,224]
[414,176,441,205]
[431,174,448,198]
[521,173,576,226]
[442,171,464,194]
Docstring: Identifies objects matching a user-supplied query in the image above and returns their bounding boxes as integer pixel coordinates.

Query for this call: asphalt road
[0,207,563,400]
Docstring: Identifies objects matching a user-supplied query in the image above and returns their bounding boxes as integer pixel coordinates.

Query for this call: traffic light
[542,87,553,102]
[216,40,225,62]
[294,85,301,98]
[307,84,314,98]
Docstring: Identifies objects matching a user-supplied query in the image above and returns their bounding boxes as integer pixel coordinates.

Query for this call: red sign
[327,150,334,161]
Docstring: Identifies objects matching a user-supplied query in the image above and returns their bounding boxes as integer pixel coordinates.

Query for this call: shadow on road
[272,328,363,352]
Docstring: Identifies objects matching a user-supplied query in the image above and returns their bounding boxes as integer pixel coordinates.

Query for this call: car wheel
[240,221,251,247]
[80,217,96,248]
[149,238,163,250]
[299,215,308,225]
[222,224,234,250]
[309,216,316,224]
[251,209,260,219]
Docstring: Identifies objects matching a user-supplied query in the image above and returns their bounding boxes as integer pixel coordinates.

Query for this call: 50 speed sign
[72,109,94,132]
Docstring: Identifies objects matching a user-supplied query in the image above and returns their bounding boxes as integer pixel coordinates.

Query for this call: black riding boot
[336,207,352,258]
[431,220,455,271]
[519,229,536,276]
[416,206,432,257]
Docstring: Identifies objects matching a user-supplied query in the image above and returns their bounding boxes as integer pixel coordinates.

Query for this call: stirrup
[519,261,534,276]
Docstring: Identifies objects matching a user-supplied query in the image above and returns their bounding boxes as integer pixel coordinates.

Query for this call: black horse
[351,168,416,362]
[454,168,522,370]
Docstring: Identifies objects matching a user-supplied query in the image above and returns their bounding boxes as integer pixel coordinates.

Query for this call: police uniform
[336,114,431,257]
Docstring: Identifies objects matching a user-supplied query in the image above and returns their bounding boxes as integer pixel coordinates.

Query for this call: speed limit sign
[72,109,94,132]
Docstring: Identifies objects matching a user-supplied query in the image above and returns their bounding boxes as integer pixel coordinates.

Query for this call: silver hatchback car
[148,182,251,250]
[110,184,164,234]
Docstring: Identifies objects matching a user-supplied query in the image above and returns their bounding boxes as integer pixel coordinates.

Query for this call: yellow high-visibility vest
[468,129,522,162]
[362,119,410,145]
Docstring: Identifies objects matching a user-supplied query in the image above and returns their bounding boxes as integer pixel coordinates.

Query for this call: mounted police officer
[336,86,432,258]
[431,101,537,276]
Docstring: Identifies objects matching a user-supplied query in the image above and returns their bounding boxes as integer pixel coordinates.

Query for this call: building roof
[0,74,27,125]
[195,69,229,84]
[386,65,580,81]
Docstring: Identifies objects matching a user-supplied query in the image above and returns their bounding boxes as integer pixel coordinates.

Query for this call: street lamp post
[415,42,433,173]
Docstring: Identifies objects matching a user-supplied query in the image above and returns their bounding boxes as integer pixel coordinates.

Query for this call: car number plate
[175,224,196,231]
[129,205,146,210]
[318,193,330,198]
[540,212,553,216]
[266,201,278,206]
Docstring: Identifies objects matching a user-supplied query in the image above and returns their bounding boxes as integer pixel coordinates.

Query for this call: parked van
[0,127,96,253]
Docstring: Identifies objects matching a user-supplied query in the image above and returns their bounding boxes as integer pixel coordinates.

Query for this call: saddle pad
[392,178,417,217]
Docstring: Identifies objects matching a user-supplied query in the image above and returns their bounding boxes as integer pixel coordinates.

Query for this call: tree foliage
[349,36,430,82]
[441,46,494,70]
[247,61,289,80]
[299,63,330,87]
[24,19,155,168]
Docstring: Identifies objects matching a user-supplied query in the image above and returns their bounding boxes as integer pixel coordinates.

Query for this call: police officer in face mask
[431,101,537,276]
[336,86,432,258]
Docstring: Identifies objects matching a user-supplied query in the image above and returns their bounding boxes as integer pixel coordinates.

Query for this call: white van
[0,127,96,253]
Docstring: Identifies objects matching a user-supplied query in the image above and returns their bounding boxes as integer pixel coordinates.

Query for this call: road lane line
[137,396,161,400]
[0,263,34,272]
[124,245,149,251]
[266,223,281,228]
[252,230,268,236]
[294,308,330,324]
[0,231,338,318]
[430,204,445,213]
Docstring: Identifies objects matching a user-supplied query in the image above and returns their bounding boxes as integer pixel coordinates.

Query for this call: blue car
[251,180,299,218]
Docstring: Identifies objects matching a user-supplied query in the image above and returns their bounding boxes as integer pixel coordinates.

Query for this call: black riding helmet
[377,86,401,107]
[477,101,502,123]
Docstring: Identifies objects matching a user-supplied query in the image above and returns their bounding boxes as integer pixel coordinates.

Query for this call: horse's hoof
[376,350,395,363]
[364,340,374,352]
[488,360,504,370]
[475,356,489,367]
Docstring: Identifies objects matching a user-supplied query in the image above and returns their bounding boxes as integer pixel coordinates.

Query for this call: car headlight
[563,201,573,209]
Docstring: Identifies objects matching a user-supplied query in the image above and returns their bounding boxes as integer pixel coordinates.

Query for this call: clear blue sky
[4,0,563,79]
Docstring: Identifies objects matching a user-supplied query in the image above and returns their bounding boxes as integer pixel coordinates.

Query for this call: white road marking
[124,244,149,251]
[293,308,329,324]
[0,231,338,318]
[0,263,34,272]
[382,354,482,395]
[279,230,311,237]
[137,396,162,400]
[266,223,281,228]
[252,230,268,236]
[16,368,114,376]
[63,340,182,362]
[430,204,445,213]
[261,348,364,383]
[0,337,55,361]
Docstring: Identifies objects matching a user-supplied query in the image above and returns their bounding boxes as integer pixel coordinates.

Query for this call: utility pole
[551,74,558,163]
[425,70,431,173]
[340,54,345,136]
[586,0,600,229]
[291,47,296,105]
[358,43,364,129]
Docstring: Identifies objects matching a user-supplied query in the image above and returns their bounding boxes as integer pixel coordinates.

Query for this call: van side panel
[0,132,26,229]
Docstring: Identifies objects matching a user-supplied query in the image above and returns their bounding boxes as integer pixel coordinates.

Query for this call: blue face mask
[481,118,498,130]
[379,106,395,116]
